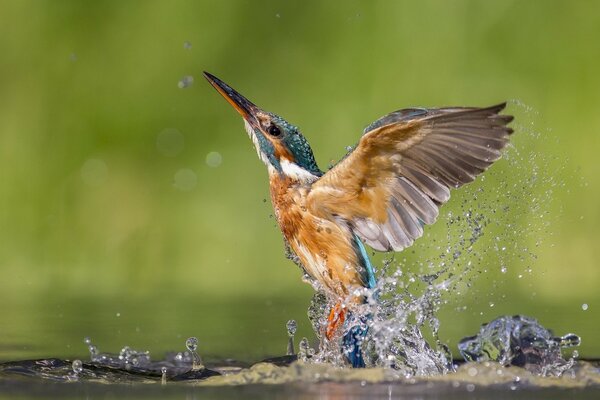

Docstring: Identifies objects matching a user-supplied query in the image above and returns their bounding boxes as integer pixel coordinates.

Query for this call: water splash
[161,366,167,385]
[286,320,297,356]
[71,360,82,374]
[186,337,204,371]
[68,359,83,381]
[458,315,580,376]
[297,338,315,363]
[292,101,569,375]
[82,336,212,376]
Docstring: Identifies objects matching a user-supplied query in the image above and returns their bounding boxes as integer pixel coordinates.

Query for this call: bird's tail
[339,234,376,368]
[342,312,370,368]
[325,302,371,368]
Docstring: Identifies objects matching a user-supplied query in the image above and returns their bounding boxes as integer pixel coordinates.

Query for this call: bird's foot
[325,302,347,340]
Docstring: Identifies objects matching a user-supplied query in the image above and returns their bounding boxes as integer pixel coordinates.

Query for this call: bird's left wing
[306,103,513,252]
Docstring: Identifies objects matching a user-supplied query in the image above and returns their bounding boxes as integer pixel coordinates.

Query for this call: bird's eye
[267,124,281,137]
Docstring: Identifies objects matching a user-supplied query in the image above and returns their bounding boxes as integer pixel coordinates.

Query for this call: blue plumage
[342,314,370,368]
[342,235,376,367]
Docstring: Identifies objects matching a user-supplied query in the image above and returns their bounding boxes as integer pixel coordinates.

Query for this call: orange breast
[269,174,366,302]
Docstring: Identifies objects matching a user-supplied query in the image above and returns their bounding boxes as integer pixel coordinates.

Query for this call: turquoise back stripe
[353,234,376,289]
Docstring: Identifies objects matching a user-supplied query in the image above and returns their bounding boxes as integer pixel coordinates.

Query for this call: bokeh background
[0,0,598,362]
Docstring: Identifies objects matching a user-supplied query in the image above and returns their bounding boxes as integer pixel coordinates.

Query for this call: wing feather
[391,197,423,238]
[400,162,450,203]
[307,102,513,252]
[392,177,438,224]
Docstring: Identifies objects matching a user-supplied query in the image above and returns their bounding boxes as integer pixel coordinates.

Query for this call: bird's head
[204,72,321,181]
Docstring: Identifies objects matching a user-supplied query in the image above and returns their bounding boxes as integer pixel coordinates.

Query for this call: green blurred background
[0,0,598,362]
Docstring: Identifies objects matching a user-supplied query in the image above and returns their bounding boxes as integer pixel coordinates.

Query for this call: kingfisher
[204,72,513,367]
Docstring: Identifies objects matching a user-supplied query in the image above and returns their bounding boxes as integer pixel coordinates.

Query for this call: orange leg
[326,302,347,340]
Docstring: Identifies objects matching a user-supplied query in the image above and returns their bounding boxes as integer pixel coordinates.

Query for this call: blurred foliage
[0,0,598,360]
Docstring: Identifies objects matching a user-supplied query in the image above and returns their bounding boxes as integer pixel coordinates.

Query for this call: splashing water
[71,359,83,374]
[72,336,222,382]
[286,101,572,375]
[286,320,297,356]
[458,315,580,376]
[186,337,204,371]
[303,274,453,375]
[1,331,597,390]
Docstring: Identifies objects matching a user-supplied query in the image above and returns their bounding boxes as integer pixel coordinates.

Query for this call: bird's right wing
[306,103,513,252]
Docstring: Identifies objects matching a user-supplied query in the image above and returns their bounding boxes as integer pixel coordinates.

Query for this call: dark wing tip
[503,115,515,124]
[479,102,509,117]
[491,102,507,112]
[489,102,514,133]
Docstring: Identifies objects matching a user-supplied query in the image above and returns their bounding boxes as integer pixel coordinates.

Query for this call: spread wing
[306,103,514,252]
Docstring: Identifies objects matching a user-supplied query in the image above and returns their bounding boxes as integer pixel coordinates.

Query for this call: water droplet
[298,337,310,362]
[119,346,131,360]
[467,366,478,377]
[116,312,121,317]
[466,383,475,392]
[185,337,203,371]
[582,303,589,311]
[559,333,581,348]
[183,41,192,49]
[185,337,198,352]
[178,75,194,89]
[161,366,168,385]
[83,337,91,345]
[80,158,108,186]
[72,359,83,374]
[88,344,98,356]
[286,320,297,356]
[286,320,297,336]
[173,168,197,191]
[205,151,222,168]
[156,128,184,156]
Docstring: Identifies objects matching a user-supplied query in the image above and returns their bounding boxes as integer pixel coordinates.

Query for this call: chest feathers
[268,173,374,300]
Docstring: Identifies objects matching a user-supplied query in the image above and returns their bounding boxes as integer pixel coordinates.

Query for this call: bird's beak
[203,72,260,126]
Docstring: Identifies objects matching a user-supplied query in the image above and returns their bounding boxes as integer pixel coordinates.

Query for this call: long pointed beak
[203,72,259,123]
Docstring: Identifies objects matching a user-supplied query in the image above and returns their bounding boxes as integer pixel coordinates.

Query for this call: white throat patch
[280,159,319,183]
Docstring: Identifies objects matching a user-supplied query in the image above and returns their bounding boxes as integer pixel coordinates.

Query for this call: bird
[203,72,513,367]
